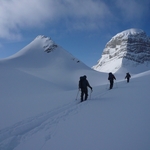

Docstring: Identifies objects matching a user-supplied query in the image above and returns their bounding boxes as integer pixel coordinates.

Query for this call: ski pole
[115,80,118,88]
[106,83,109,90]
[76,89,79,100]
[89,89,92,100]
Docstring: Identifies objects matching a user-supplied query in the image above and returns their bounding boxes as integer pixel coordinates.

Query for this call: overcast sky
[0,0,150,67]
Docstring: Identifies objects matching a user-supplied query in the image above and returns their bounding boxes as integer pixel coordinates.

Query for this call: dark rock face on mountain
[93,29,150,73]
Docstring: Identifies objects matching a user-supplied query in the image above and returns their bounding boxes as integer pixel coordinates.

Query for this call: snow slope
[0,35,106,129]
[0,36,150,150]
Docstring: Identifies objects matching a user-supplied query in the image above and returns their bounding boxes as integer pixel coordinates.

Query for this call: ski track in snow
[0,82,130,150]
[0,100,87,150]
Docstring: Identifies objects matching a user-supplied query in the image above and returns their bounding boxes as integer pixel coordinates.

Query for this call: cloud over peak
[0,0,149,40]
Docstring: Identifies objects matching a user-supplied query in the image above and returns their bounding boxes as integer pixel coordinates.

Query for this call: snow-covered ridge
[0,34,103,89]
[2,35,77,64]
[113,28,146,39]
[93,28,150,74]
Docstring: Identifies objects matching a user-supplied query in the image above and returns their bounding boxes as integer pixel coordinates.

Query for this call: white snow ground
[0,36,150,150]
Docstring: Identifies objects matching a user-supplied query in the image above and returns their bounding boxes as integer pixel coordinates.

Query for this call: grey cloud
[0,0,113,39]
[1,0,148,40]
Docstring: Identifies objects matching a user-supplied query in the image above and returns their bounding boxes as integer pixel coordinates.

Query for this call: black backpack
[108,73,113,80]
[126,73,131,78]
[79,76,87,88]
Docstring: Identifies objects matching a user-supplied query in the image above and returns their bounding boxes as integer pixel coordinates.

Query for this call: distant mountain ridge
[93,28,150,74]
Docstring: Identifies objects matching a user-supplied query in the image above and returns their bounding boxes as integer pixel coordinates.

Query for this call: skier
[125,72,131,83]
[108,72,116,90]
[79,75,92,102]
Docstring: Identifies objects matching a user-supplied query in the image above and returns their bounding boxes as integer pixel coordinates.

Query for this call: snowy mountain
[0,35,150,150]
[0,35,107,128]
[0,35,105,91]
[93,28,150,74]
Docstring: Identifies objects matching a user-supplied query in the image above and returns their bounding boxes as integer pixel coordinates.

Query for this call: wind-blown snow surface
[0,36,150,150]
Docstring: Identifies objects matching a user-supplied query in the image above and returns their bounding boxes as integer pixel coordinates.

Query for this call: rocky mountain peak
[93,28,150,73]
[34,35,58,53]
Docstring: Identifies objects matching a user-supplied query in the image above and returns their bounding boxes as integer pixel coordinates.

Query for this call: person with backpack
[125,72,131,83]
[79,75,92,102]
[108,72,116,90]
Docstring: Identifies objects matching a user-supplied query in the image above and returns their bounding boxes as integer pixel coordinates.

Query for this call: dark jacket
[125,73,131,79]
[108,73,116,81]
[79,76,92,90]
